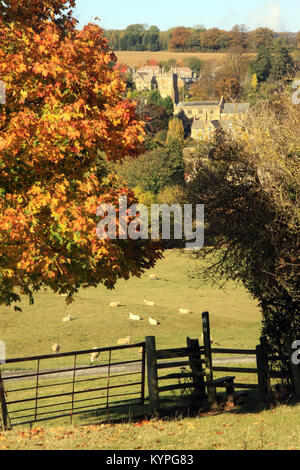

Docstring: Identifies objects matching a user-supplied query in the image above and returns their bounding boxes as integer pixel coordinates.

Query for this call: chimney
[219,96,225,111]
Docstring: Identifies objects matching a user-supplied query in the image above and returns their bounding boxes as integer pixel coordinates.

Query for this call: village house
[132,65,195,100]
[174,96,249,140]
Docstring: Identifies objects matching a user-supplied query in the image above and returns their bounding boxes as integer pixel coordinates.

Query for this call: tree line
[104,24,299,53]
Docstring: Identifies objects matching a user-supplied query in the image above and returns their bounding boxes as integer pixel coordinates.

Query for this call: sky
[73,0,300,32]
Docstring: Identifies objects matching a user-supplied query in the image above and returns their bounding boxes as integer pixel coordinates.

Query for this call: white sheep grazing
[179,308,191,314]
[129,312,141,321]
[52,343,60,354]
[110,301,121,307]
[117,336,133,345]
[149,274,159,281]
[90,347,100,364]
[149,316,159,326]
[143,299,156,306]
[62,314,72,322]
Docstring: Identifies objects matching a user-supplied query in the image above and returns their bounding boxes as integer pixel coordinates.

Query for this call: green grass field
[0,250,262,365]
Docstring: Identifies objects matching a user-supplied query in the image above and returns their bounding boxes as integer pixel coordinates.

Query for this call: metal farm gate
[0,343,146,429]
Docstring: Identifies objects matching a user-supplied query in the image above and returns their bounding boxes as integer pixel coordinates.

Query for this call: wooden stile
[202,311,216,404]
[145,336,159,413]
[256,336,271,404]
[187,337,207,401]
[0,370,10,430]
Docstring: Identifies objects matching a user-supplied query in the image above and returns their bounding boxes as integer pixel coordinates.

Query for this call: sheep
[129,312,141,321]
[110,301,121,307]
[149,274,159,281]
[90,347,100,364]
[143,299,156,306]
[149,316,159,326]
[52,343,60,354]
[62,314,72,322]
[117,336,133,345]
[179,308,191,314]
[138,347,143,355]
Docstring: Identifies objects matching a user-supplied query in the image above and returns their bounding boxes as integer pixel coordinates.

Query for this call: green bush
[115,144,185,195]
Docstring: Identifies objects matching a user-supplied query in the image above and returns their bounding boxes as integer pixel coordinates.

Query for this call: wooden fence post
[256,336,271,405]
[0,370,10,431]
[202,312,216,404]
[290,341,300,401]
[187,337,207,402]
[145,336,159,413]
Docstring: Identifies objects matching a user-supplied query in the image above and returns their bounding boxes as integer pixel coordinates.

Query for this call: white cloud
[247,0,286,31]
[215,9,237,30]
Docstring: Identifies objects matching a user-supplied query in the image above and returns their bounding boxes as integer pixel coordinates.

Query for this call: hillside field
[0,250,261,364]
[115,50,228,67]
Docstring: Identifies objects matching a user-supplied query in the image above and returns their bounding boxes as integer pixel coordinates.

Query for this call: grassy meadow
[0,250,262,364]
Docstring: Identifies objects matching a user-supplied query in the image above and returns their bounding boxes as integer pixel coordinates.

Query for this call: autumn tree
[0,1,162,307]
[226,24,249,52]
[168,27,192,51]
[200,28,224,51]
[0,0,76,31]
[250,27,274,50]
[214,76,241,102]
[166,117,184,145]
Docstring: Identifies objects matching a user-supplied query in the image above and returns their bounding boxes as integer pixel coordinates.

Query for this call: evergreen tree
[270,43,295,81]
[250,45,272,82]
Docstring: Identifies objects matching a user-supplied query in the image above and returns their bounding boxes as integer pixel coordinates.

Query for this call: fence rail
[0,342,146,429]
[1,311,300,429]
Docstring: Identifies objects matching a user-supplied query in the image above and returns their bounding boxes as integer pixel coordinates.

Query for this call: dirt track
[1,356,256,382]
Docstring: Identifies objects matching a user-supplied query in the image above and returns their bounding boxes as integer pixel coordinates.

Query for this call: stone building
[174,96,249,140]
[155,72,179,102]
[133,70,156,92]
[132,66,195,102]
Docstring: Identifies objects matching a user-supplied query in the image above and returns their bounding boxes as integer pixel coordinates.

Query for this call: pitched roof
[222,103,249,114]
[211,120,222,129]
[138,66,160,73]
[179,101,220,107]
[135,72,154,83]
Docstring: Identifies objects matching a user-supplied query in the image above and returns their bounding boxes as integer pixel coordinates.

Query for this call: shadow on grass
[74,391,300,426]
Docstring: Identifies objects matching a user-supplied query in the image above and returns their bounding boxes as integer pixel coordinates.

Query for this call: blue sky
[73,0,300,32]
